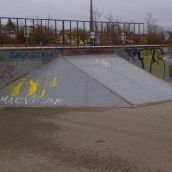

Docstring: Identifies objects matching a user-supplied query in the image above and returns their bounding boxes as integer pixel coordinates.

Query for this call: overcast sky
[0,0,171,27]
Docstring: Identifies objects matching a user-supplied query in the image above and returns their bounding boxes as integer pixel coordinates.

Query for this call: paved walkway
[0,103,172,172]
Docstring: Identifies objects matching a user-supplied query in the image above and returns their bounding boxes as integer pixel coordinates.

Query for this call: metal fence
[0,17,145,47]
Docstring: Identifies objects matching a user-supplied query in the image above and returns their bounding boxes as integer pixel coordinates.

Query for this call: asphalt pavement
[0,103,172,172]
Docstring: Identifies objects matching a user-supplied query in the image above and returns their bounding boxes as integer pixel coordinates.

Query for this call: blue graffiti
[8,49,62,59]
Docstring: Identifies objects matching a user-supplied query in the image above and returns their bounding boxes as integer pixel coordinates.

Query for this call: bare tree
[93,8,102,21]
[145,12,164,44]
[145,12,157,33]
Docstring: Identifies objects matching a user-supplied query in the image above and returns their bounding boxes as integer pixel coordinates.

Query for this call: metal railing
[0,17,145,47]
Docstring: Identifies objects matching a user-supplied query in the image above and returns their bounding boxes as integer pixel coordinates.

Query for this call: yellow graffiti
[39,86,46,98]
[10,76,58,98]
[49,77,57,87]
[10,78,27,97]
[28,80,39,97]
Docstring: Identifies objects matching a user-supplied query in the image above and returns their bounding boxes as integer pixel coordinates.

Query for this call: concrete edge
[0,45,167,51]
[1,99,172,109]
[135,99,172,108]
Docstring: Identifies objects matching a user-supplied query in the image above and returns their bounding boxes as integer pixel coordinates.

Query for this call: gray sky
[0,0,171,27]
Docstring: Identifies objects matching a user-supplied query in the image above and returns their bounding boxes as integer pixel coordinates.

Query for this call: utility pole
[90,0,93,32]
[90,0,95,45]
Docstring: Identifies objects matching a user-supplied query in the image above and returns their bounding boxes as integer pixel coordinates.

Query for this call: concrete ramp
[1,54,172,107]
[66,55,172,105]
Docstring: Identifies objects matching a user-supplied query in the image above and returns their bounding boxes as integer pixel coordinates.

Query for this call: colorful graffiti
[0,49,62,88]
[0,75,63,105]
[10,76,58,98]
[0,49,63,105]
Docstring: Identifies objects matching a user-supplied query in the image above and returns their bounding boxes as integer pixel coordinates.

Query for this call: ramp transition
[1,54,172,107]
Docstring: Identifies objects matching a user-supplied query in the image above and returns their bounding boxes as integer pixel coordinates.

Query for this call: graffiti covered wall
[0,49,62,88]
[1,46,169,107]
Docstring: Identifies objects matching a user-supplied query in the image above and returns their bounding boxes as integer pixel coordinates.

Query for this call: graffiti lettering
[10,76,58,98]
[0,96,63,105]
[9,49,62,59]
[14,97,28,104]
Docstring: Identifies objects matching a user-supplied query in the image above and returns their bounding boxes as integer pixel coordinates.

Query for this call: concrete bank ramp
[1,54,172,107]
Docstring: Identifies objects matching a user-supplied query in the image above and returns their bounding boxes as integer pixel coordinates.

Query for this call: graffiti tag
[9,49,62,59]
[0,96,63,105]
[10,76,58,98]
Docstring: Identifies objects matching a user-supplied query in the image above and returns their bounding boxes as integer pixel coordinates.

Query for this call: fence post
[76,21,79,46]
[70,21,72,46]
[62,20,64,47]
[138,24,140,44]
[33,19,35,46]
[24,18,27,47]
[0,18,2,47]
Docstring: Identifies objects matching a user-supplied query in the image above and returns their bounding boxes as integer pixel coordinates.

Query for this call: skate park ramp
[1,54,172,107]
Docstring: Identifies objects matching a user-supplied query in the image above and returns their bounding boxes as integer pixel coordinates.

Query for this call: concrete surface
[0,103,172,172]
[66,55,172,105]
[0,56,128,107]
